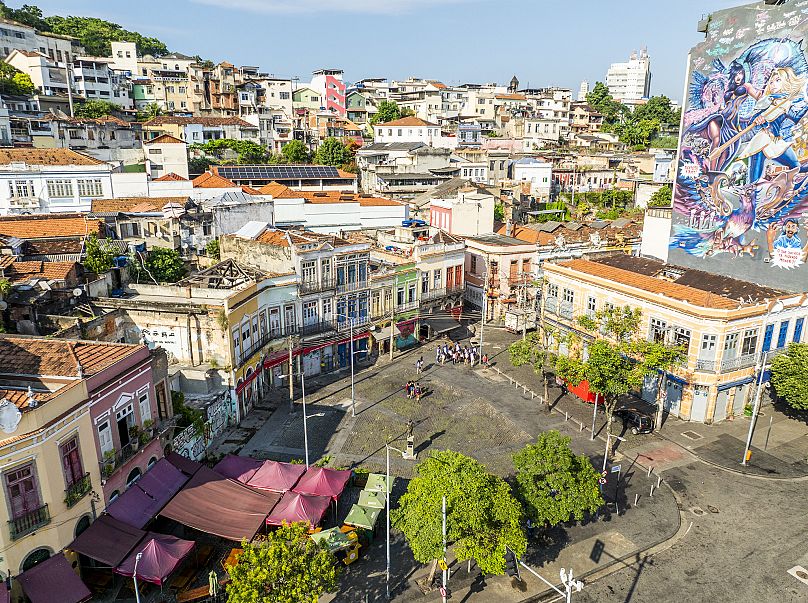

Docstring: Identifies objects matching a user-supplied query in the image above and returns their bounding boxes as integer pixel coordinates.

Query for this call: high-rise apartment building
[605,48,651,102]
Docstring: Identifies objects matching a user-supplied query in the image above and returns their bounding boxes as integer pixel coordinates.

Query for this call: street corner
[630,441,692,474]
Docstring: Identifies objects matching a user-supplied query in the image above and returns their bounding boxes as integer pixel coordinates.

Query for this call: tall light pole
[742,299,786,466]
[385,442,405,601]
[602,433,625,473]
[517,558,582,602]
[350,318,356,417]
[281,367,323,469]
[133,552,143,603]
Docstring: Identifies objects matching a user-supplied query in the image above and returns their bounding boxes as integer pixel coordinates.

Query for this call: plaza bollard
[635,493,639,506]
[647,466,652,478]
[650,484,655,497]
[657,476,662,488]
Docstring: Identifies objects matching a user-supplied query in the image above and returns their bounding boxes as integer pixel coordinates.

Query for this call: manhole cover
[690,507,705,516]
[681,430,703,440]
[788,566,808,585]
[707,505,719,514]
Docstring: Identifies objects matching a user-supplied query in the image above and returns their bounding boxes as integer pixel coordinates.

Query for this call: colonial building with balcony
[541,254,808,424]
[0,335,164,584]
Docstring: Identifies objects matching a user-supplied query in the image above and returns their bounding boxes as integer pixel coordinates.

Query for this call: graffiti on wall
[671,1,808,289]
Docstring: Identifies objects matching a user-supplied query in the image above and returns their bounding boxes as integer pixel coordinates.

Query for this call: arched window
[109,490,120,502]
[126,467,142,487]
[21,548,51,573]
[74,515,91,538]
[147,456,158,468]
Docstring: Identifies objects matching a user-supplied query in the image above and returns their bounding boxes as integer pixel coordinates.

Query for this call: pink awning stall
[68,514,147,567]
[106,458,189,529]
[213,454,262,483]
[114,533,195,586]
[266,491,332,527]
[247,460,306,492]
[292,467,352,500]
[17,553,91,603]
[166,451,203,477]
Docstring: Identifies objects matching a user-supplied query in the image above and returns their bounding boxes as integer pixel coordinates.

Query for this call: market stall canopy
[166,451,203,477]
[114,533,195,586]
[373,324,402,341]
[0,582,7,603]
[160,466,281,541]
[293,467,352,500]
[106,458,189,529]
[213,454,262,483]
[17,553,91,603]
[343,504,381,530]
[423,315,462,336]
[266,491,331,527]
[247,460,307,492]
[68,514,147,567]
[310,527,352,553]
[364,473,394,493]
[358,489,385,509]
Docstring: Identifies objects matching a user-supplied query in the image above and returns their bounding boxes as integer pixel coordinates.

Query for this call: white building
[0,17,82,64]
[5,49,70,96]
[373,116,451,148]
[606,49,651,103]
[511,157,552,198]
[73,56,133,109]
[144,134,190,180]
[0,148,113,214]
[429,186,495,237]
[578,81,589,102]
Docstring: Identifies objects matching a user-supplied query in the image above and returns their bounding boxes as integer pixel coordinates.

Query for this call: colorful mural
[671,0,808,290]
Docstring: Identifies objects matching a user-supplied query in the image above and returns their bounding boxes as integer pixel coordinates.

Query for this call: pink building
[310,69,346,116]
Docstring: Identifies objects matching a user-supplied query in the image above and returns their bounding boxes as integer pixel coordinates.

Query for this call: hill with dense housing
[0,1,168,56]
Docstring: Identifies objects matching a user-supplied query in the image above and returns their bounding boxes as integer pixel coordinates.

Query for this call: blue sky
[33,0,745,100]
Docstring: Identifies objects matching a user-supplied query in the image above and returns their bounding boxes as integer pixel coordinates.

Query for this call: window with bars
[46,179,73,198]
[77,179,103,197]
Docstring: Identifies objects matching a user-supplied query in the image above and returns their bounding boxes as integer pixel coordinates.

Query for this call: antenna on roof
[27,386,37,408]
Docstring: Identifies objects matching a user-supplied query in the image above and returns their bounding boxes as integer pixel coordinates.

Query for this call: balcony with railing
[238,323,300,368]
[300,320,337,338]
[695,359,717,373]
[544,296,558,314]
[64,473,91,508]
[300,277,336,295]
[99,421,170,479]
[8,504,50,540]
[720,353,757,372]
[336,279,369,294]
[336,315,370,332]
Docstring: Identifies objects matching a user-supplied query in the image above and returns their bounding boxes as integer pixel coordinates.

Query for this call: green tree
[136,103,162,122]
[313,137,352,167]
[0,277,11,297]
[226,522,339,603]
[648,185,672,207]
[0,2,48,30]
[770,343,808,411]
[494,202,505,222]
[513,431,603,527]
[557,305,683,447]
[191,139,270,164]
[0,61,36,95]
[136,247,186,283]
[586,82,628,126]
[370,100,403,124]
[83,233,114,275]
[392,449,526,576]
[189,156,213,174]
[44,15,167,57]
[205,238,220,260]
[74,99,119,119]
[633,96,678,128]
[281,139,311,163]
[508,324,556,412]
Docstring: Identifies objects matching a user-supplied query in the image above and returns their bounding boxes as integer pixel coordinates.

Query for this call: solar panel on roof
[216,165,342,181]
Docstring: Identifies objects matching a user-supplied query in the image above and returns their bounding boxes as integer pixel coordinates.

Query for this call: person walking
[416,356,424,376]
[415,383,422,402]
[482,353,489,367]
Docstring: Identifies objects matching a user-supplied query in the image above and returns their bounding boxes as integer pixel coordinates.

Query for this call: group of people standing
[435,342,486,367]
[404,380,425,401]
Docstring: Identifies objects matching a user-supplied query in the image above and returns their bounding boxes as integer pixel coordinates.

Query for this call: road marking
[788,566,808,585]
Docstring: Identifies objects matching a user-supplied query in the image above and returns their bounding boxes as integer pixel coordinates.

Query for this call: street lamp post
[742,300,786,466]
[133,552,143,603]
[350,319,355,417]
[385,442,406,601]
[281,368,323,469]
[517,559,583,602]
[602,433,625,474]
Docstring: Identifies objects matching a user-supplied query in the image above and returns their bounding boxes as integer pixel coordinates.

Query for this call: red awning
[17,553,91,603]
[292,467,351,500]
[213,454,262,483]
[106,458,189,529]
[165,451,203,477]
[264,348,302,370]
[159,466,282,541]
[68,514,147,567]
[266,492,331,527]
[246,460,306,493]
[114,534,195,586]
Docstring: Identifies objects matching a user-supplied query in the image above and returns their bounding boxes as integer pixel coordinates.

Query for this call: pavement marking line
[787,566,808,586]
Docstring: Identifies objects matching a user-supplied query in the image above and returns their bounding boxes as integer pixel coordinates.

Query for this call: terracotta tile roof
[494,221,643,246]
[0,336,144,381]
[4,260,78,283]
[495,93,526,101]
[0,215,103,239]
[143,116,255,128]
[90,197,188,213]
[336,168,358,179]
[298,191,402,207]
[255,230,291,247]
[145,134,186,145]
[555,259,745,310]
[153,172,188,181]
[254,228,352,249]
[0,256,15,269]
[21,240,82,255]
[0,387,58,410]
[257,182,302,198]
[192,171,239,189]
[378,116,437,127]
[241,185,263,195]
[0,148,106,166]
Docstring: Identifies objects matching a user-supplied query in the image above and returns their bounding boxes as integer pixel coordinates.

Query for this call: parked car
[402,218,427,227]
[614,407,655,435]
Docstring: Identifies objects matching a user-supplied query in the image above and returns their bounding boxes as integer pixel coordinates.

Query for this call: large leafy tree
[648,185,672,208]
[281,139,311,163]
[226,522,339,603]
[770,343,808,411]
[74,99,119,119]
[191,139,270,164]
[0,2,47,30]
[513,431,603,527]
[633,95,679,128]
[392,450,526,576]
[586,82,627,127]
[83,233,114,274]
[370,100,403,124]
[132,247,186,283]
[0,61,36,95]
[508,322,556,412]
[313,137,352,167]
[44,16,167,57]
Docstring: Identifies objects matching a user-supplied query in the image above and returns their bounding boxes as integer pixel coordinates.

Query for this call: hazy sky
[32,0,747,100]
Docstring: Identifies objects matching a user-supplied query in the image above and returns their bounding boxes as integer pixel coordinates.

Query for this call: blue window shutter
[794,318,804,343]
[762,324,774,352]
[777,320,790,349]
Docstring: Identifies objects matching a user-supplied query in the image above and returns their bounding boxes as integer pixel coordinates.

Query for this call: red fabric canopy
[17,553,91,603]
[68,514,147,567]
[247,460,306,492]
[114,533,195,586]
[106,458,189,529]
[165,451,203,477]
[266,491,331,527]
[292,467,351,500]
[213,454,262,483]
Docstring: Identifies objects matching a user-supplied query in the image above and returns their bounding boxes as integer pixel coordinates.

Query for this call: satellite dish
[0,399,22,433]
[0,301,7,310]
[72,288,83,297]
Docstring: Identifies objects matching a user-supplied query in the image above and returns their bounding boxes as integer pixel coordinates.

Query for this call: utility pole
[389,297,395,361]
[287,335,294,411]
[350,318,355,417]
[441,495,448,603]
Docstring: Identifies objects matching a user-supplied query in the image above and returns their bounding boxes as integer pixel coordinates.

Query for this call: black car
[614,407,655,435]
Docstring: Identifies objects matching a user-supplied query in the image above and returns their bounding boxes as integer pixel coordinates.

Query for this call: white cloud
[190,0,477,15]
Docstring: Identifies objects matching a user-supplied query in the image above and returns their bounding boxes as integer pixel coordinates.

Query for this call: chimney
[506,219,513,237]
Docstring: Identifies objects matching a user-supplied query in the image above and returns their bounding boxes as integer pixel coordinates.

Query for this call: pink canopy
[114,533,195,586]
[213,454,262,483]
[266,491,331,527]
[292,467,352,500]
[247,460,306,492]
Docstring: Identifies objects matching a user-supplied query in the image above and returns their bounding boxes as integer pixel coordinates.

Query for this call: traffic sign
[438,559,448,571]
[601,471,608,477]
[611,464,622,473]
[598,478,607,485]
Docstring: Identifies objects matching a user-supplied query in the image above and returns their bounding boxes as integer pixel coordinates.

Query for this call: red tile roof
[0,215,103,239]
[4,260,78,283]
[378,116,437,127]
[153,172,189,181]
[0,148,105,166]
[257,182,300,197]
[192,171,239,189]
[145,134,186,145]
[143,116,255,128]
[91,197,189,213]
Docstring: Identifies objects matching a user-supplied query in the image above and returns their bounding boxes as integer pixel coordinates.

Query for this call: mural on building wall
[671,1,808,290]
